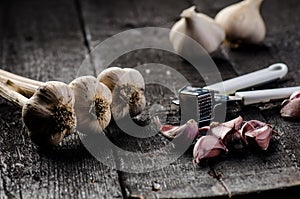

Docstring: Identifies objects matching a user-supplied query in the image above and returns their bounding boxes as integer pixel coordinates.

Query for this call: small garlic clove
[215,0,266,45]
[155,117,199,141]
[170,5,225,55]
[240,120,277,150]
[69,76,112,135]
[22,81,77,146]
[204,116,243,147]
[280,90,300,120]
[98,67,146,120]
[289,90,300,100]
[193,135,227,164]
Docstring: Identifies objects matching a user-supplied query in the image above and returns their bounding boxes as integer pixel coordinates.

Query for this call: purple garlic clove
[280,90,300,120]
[240,120,277,150]
[193,135,227,164]
[200,116,243,147]
[154,117,199,141]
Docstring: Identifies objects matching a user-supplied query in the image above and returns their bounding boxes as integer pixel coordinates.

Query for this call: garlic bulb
[169,6,225,55]
[215,0,266,44]
[97,67,146,120]
[0,81,77,147]
[22,81,77,146]
[69,76,112,135]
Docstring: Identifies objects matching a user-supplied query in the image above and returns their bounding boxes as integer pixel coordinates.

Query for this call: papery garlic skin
[69,76,112,135]
[22,81,77,146]
[215,0,266,44]
[170,6,225,55]
[155,117,199,140]
[193,135,227,164]
[98,67,146,120]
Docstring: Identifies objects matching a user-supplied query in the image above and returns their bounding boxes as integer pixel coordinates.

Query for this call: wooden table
[1,0,300,198]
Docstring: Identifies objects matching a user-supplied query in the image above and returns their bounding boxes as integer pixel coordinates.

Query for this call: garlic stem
[0,82,28,107]
[0,69,43,87]
[0,69,42,97]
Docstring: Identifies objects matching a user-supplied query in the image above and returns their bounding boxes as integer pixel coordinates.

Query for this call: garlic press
[173,63,300,124]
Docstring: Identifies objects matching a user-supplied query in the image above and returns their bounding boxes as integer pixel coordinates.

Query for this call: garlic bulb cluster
[169,6,226,55]
[69,76,112,135]
[215,0,266,44]
[98,67,146,120]
[0,70,114,135]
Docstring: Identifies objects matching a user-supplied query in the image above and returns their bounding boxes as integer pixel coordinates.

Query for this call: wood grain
[0,0,121,198]
[1,0,300,198]
[81,0,300,198]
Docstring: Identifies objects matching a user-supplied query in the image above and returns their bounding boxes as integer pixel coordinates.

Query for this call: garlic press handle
[204,63,288,95]
[235,86,300,105]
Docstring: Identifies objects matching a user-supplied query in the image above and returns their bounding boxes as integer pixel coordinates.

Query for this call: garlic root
[215,0,266,45]
[0,81,77,147]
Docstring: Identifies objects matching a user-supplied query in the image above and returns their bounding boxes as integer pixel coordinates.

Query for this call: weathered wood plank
[194,0,300,197]
[82,0,300,198]
[80,0,241,198]
[0,0,122,198]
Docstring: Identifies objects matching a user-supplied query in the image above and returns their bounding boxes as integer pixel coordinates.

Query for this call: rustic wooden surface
[1,0,300,198]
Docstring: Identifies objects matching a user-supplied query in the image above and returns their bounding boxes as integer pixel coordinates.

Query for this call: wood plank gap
[112,148,129,199]
[74,0,97,77]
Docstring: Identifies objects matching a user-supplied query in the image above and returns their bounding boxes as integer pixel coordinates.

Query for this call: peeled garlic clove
[193,135,227,164]
[215,0,266,44]
[170,5,225,55]
[98,67,146,120]
[22,81,77,146]
[154,116,199,141]
[69,76,112,135]
[280,91,300,120]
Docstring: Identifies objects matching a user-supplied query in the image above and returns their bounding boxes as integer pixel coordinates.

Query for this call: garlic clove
[170,5,226,55]
[154,116,199,141]
[280,91,300,120]
[239,120,277,150]
[193,135,227,164]
[200,116,243,147]
[69,76,112,135]
[215,0,266,45]
[98,67,146,120]
[22,81,77,146]
[289,90,300,101]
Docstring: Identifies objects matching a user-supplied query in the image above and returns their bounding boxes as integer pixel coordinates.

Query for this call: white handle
[235,86,300,105]
[204,63,288,95]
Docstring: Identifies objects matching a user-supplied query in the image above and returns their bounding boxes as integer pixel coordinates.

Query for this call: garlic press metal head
[174,63,300,125]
